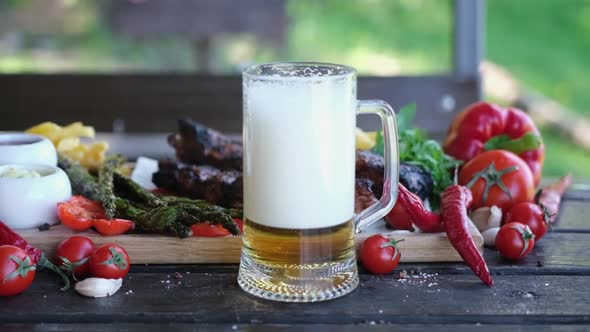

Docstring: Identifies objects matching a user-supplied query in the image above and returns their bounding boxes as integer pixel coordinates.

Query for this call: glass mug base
[237,252,359,303]
[237,218,359,302]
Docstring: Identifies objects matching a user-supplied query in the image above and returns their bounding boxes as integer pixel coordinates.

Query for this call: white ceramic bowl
[0,164,71,229]
[0,133,57,167]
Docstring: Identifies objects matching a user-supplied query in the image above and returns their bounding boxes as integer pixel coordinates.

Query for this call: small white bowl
[0,164,71,229]
[0,133,57,167]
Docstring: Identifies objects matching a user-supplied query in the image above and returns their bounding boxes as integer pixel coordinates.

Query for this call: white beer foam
[244,76,356,229]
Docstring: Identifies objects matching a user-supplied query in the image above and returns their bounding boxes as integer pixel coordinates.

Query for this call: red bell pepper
[443,102,545,186]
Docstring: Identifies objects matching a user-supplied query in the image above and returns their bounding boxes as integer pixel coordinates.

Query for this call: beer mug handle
[354,100,399,233]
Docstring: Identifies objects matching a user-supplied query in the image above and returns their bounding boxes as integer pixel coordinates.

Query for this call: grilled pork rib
[153,160,243,209]
[168,118,243,170]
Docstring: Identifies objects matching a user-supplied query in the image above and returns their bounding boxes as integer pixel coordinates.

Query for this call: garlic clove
[75,278,123,298]
[470,207,491,231]
[488,206,502,228]
[469,205,503,232]
[482,227,500,247]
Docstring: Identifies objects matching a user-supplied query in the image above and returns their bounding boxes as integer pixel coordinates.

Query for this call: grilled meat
[153,160,243,209]
[355,150,433,201]
[355,150,386,197]
[168,118,243,170]
[355,178,378,213]
[399,163,434,201]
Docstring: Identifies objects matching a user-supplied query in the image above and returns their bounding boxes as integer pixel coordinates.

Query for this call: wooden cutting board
[19,222,482,264]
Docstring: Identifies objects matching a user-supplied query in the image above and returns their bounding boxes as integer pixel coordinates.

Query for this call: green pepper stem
[484,132,542,154]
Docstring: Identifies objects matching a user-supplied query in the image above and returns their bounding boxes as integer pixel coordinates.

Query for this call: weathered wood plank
[1,323,588,332]
[19,222,483,264]
[556,200,590,229]
[563,188,590,202]
[1,272,588,325]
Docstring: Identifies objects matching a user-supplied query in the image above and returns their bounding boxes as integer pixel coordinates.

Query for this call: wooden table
[1,187,589,332]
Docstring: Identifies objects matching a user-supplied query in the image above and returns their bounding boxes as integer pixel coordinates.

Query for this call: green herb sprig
[373,103,462,209]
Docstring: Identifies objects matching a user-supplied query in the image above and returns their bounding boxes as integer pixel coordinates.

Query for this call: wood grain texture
[556,200,590,229]
[19,222,482,264]
[0,272,588,325]
[1,323,587,332]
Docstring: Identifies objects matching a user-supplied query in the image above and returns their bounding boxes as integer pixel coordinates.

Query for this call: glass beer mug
[238,62,399,302]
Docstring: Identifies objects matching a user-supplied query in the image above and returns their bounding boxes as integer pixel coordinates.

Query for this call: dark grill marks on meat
[355,150,434,201]
[153,160,243,209]
[168,118,243,170]
[355,178,378,214]
[356,150,385,197]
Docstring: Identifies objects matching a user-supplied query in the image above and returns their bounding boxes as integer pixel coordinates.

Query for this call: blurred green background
[0,0,588,179]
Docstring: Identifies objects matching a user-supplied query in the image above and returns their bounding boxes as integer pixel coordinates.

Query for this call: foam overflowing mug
[238,62,399,302]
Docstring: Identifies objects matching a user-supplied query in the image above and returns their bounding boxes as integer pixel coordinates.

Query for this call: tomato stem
[100,247,129,270]
[37,255,71,291]
[379,238,404,249]
[465,162,518,206]
[510,224,535,256]
[5,255,36,281]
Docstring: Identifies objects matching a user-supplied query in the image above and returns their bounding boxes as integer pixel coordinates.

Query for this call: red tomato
[88,243,130,279]
[191,223,231,237]
[57,196,106,231]
[495,222,535,260]
[0,245,36,296]
[385,202,413,231]
[93,219,135,236]
[191,218,244,237]
[360,235,403,275]
[504,202,549,240]
[458,150,535,213]
[54,236,95,278]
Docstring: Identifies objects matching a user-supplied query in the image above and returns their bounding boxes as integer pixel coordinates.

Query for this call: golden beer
[239,219,358,301]
[242,219,355,265]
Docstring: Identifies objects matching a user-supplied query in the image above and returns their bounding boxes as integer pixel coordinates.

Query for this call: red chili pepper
[0,222,42,262]
[443,102,545,186]
[0,221,70,290]
[441,185,493,286]
[397,184,443,233]
[536,174,572,223]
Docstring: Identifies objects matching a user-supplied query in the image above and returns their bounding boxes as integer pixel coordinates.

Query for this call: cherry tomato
[191,223,231,237]
[54,236,95,278]
[191,218,244,237]
[0,245,36,296]
[459,150,535,213]
[385,202,413,231]
[495,222,535,260]
[504,202,549,240]
[88,243,130,279]
[93,219,135,236]
[360,234,403,275]
[57,196,106,231]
